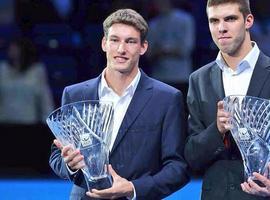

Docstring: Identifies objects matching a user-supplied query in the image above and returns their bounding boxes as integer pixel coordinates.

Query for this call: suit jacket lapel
[210,64,225,99]
[83,75,101,100]
[247,52,270,96]
[110,71,153,154]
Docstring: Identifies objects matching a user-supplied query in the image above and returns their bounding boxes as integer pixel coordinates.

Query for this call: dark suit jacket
[49,70,190,200]
[184,52,270,200]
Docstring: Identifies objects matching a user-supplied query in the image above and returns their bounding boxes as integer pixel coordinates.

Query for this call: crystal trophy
[46,100,114,189]
[223,95,270,181]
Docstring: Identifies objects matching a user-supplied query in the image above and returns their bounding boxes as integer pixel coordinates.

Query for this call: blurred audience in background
[50,0,73,21]
[250,1,270,57]
[0,0,15,25]
[146,0,195,89]
[0,37,54,124]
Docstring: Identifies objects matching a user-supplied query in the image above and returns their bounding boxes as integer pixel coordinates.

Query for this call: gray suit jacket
[184,52,270,200]
[49,70,190,200]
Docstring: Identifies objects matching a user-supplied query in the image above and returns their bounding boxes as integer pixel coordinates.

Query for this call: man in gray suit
[184,0,270,199]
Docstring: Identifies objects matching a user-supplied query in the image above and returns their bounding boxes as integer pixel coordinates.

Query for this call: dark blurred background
[0,0,269,184]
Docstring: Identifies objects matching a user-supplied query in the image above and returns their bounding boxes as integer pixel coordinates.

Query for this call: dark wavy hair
[207,0,251,18]
[103,8,148,43]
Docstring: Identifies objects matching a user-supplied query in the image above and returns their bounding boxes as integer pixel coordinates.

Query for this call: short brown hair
[103,9,148,43]
[207,0,251,18]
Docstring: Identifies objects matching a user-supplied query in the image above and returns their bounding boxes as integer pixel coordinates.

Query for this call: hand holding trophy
[46,100,114,190]
[223,95,270,183]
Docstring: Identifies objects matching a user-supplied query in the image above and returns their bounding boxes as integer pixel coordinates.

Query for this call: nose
[117,42,126,54]
[218,21,227,33]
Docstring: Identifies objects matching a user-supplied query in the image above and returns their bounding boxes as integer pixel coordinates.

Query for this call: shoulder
[190,61,216,80]
[140,70,181,95]
[257,51,270,67]
[64,78,97,93]
[61,77,99,105]
[153,78,179,92]
[147,77,183,102]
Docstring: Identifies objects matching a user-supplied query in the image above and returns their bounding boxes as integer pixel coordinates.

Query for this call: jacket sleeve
[184,74,225,171]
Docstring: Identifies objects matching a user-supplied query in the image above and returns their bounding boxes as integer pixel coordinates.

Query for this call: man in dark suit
[49,8,189,200]
[184,0,270,200]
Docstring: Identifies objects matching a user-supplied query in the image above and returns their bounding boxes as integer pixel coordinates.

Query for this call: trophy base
[86,175,113,190]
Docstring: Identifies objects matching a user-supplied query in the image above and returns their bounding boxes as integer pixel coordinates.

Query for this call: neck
[222,40,253,71]
[104,67,139,96]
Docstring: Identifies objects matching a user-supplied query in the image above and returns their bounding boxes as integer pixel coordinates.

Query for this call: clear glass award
[46,100,114,190]
[223,95,270,181]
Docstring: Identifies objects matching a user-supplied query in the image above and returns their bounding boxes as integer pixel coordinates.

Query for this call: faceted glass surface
[46,100,114,185]
[223,95,270,180]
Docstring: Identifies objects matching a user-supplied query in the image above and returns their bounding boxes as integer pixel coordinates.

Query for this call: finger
[75,161,86,169]
[218,117,229,123]
[224,123,232,130]
[87,188,113,198]
[86,191,111,199]
[86,191,102,198]
[217,101,224,110]
[242,182,253,194]
[63,149,80,163]
[241,183,248,193]
[248,178,270,197]
[248,178,262,191]
[53,139,63,150]
[61,145,74,157]
[108,165,118,178]
[68,155,85,169]
[253,172,270,186]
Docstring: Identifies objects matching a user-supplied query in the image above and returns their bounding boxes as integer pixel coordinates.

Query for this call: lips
[218,36,230,41]
[218,36,231,45]
[114,56,128,63]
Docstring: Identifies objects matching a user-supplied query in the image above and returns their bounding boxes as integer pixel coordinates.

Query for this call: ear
[101,37,107,52]
[245,14,254,30]
[140,40,148,55]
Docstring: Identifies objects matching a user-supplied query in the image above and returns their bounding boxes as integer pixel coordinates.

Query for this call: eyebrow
[224,14,238,20]
[209,17,218,22]
[109,35,139,41]
[209,14,239,22]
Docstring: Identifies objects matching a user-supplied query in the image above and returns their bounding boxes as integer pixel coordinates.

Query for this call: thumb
[217,101,224,109]
[54,139,63,150]
[108,164,119,179]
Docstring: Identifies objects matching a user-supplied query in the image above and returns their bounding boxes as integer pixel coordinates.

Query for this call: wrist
[126,181,135,199]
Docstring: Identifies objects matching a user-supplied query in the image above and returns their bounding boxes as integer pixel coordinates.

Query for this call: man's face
[102,23,148,75]
[207,3,253,56]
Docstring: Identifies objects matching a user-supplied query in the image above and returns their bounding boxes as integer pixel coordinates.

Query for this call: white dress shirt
[98,69,141,151]
[216,42,260,96]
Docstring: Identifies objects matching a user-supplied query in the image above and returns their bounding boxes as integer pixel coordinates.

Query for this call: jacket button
[214,147,224,155]
[229,184,235,190]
